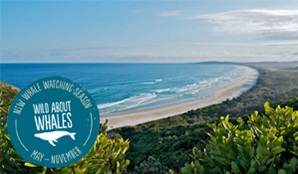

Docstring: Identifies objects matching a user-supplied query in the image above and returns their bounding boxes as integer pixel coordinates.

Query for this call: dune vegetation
[112,63,298,173]
[1,62,298,173]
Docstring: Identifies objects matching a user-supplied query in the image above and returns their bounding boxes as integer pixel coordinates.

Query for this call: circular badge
[8,76,100,168]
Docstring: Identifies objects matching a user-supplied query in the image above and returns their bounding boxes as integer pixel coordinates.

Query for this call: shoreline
[100,67,259,130]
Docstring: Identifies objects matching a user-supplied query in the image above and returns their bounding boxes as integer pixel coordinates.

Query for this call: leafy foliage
[2,64,298,173]
[114,66,298,173]
[114,117,216,172]
[0,82,130,174]
[182,102,298,174]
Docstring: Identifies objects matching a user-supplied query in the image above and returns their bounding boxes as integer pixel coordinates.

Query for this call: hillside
[1,62,298,173]
[112,64,298,173]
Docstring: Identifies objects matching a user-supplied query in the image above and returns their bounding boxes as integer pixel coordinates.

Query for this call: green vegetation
[113,65,298,173]
[114,117,219,173]
[182,102,298,174]
[1,63,298,173]
[0,82,130,174]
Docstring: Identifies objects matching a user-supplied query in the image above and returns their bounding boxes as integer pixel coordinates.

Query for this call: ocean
[0,63,256,116]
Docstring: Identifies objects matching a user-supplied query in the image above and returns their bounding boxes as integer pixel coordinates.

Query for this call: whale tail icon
[49,140,56,147]
[69,133,76,140]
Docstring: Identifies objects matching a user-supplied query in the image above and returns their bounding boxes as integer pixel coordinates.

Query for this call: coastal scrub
[182,102,298,174]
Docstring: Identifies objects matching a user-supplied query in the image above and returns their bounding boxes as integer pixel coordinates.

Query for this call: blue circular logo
[8,76,100,168]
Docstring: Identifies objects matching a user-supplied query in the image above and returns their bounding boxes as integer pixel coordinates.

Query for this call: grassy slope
[112,63,298,173]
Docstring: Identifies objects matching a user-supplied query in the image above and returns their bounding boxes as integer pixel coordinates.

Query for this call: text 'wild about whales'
[33,101,76,146]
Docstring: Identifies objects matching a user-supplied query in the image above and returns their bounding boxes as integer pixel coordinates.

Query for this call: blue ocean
[0,63,255,116]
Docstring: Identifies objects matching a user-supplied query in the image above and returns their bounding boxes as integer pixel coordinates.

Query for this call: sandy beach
[100,66,259,130]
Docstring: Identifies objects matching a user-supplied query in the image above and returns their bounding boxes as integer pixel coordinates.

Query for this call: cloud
[51,45,136,52]
[159,10,182,17]
[193,9,298,40]
[49,52,69,57]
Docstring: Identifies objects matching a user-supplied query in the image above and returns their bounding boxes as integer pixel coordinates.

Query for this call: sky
[1,0,298,63]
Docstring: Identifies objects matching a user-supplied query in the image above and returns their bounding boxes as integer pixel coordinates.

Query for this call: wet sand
[100,67,259,130]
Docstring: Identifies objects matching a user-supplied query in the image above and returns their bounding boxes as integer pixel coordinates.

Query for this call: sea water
[0,63,257,116]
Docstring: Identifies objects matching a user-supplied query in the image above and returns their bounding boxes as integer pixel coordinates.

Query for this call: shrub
[133,156,169,174]
[182,102,298,174]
